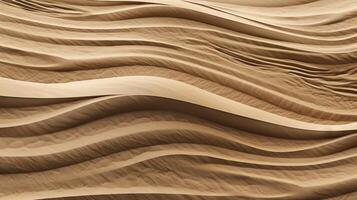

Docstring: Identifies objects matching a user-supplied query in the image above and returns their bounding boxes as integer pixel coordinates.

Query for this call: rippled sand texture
[1,0,357,199]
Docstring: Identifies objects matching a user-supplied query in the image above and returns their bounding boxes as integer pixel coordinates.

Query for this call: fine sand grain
[0,0,357,199]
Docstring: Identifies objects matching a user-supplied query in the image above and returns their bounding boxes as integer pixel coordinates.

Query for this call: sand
[0,0,357,199]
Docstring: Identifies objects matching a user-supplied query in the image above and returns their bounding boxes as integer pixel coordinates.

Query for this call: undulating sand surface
[0,0,357,199]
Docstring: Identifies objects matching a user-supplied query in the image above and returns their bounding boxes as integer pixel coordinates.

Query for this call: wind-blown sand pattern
[0,0,357,199]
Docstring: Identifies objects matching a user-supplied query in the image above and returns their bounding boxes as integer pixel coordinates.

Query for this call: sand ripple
[0,0,357,199]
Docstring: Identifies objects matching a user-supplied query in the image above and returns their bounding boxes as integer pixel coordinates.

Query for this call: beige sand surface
[0,0,357,199]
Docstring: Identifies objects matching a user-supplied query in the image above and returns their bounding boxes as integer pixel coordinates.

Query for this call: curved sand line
[1,0,357,199]
[1,76,357,134]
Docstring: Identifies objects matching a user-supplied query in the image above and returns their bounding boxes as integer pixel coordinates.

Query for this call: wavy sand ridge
[0,0,357,199]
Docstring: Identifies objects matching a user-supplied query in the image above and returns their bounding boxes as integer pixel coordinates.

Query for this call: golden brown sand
[0,0,357,199]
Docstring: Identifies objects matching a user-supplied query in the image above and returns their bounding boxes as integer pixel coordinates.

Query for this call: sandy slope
[0,0,357,199]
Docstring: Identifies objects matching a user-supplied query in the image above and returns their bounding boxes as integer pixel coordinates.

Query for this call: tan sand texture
[0,0,357,199]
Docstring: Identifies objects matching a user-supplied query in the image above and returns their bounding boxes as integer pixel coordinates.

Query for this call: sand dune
[0,0,357,199]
